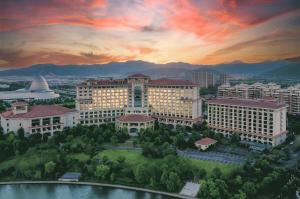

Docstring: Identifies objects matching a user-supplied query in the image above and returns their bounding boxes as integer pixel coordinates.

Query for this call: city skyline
[1,0,300,68]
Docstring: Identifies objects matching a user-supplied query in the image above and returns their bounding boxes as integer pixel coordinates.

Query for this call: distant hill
[285,56,300,63]
[0,60,291,78]
[260,63,300,80]
[212,61,288,77]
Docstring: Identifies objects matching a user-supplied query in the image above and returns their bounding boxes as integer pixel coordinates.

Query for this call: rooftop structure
[59,172,82,182]
[208,98,285,109]
[116,114,155,123]
[179,182,201,197]
[195,137,217,150]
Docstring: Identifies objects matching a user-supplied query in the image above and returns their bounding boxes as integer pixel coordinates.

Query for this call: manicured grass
[189,159,239,175]
[70,153,90,162]
[99,150,238,176]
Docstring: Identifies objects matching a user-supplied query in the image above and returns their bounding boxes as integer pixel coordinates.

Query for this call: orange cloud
[0,49,136,67]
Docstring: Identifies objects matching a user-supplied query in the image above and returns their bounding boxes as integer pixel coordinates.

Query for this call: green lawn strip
[189,159,238,176]
[69,153,90,162]
[99,150,238,176]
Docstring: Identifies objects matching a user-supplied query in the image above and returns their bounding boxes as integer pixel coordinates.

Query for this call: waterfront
[0,184,177,199]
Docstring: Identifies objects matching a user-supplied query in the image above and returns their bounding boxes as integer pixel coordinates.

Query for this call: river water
[0,184,178,199]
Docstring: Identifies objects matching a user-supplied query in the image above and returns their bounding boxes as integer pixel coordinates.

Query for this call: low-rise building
[116,114,155,135]
[0,102,78,135]
[207,98,287,146]
[195,137,217,150]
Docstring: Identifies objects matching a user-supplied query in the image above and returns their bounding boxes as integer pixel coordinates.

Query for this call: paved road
[106,146,246,165]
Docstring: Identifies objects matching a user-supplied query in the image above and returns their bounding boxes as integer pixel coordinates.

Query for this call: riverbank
[0,181,195,199]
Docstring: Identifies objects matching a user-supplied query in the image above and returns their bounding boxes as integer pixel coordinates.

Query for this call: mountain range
[0,58,298,80]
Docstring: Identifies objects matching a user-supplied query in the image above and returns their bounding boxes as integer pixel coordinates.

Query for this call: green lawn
[70,153,90,163]
[99,150,239,176]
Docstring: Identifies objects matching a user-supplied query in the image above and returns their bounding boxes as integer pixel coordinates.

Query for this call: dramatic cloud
[0,0,299,66]
[0,49,136,67]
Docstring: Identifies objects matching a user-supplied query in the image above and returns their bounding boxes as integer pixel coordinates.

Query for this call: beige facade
[207,98,287,146]
[76,74,202,130]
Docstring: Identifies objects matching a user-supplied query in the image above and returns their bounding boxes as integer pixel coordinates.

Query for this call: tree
[175,133,186,149]
[17,128,25,139]
[44,161,56,177]
[134,164,149,184]
[211,168,222,179]
[199,179,221,199]
[242,181,256,196]
[230,133,241,144]
[232,191,247,199]
[165,172,181,192]
[95,164,110,180]
[199,179,229,199]
[110,135,118,145]
[233,175,243,187]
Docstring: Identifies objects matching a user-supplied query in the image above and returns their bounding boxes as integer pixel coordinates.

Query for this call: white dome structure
[29,76,50,92]
[0,75,59,101]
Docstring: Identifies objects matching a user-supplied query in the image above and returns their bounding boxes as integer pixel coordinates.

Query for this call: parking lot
[177,149,246,165]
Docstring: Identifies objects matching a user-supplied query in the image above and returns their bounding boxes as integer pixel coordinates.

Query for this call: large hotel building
[218,83,300,115]
[207,98,287,146]
[76,74,202,134]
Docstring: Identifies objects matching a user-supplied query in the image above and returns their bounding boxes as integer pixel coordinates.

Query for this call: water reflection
[0,184,177,199]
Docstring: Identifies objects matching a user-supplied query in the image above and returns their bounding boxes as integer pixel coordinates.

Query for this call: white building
[76,74,202,135]
[0,76,59,101]
[0,102,78,135]
[207,98,287,146]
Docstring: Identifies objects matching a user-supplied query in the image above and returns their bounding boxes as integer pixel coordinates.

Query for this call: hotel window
[43,118,51,125]
[134,86,142,107]
[32,119,40,127]
[53,117,60,124]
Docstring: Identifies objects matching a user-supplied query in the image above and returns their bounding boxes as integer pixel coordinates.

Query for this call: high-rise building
[218,83,300,115]
[207,98,287,146]
[76,74,202,135]
[191,71,215,88]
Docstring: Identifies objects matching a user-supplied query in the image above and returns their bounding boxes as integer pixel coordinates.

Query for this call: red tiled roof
[208,98,286,109]
[1,105,75,119]
[128,73,149,78]
[116,114,155,123]
[195,137,217,146]
[148,78,197,86]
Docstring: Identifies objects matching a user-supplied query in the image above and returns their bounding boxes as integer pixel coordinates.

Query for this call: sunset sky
[0,0,300,68]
